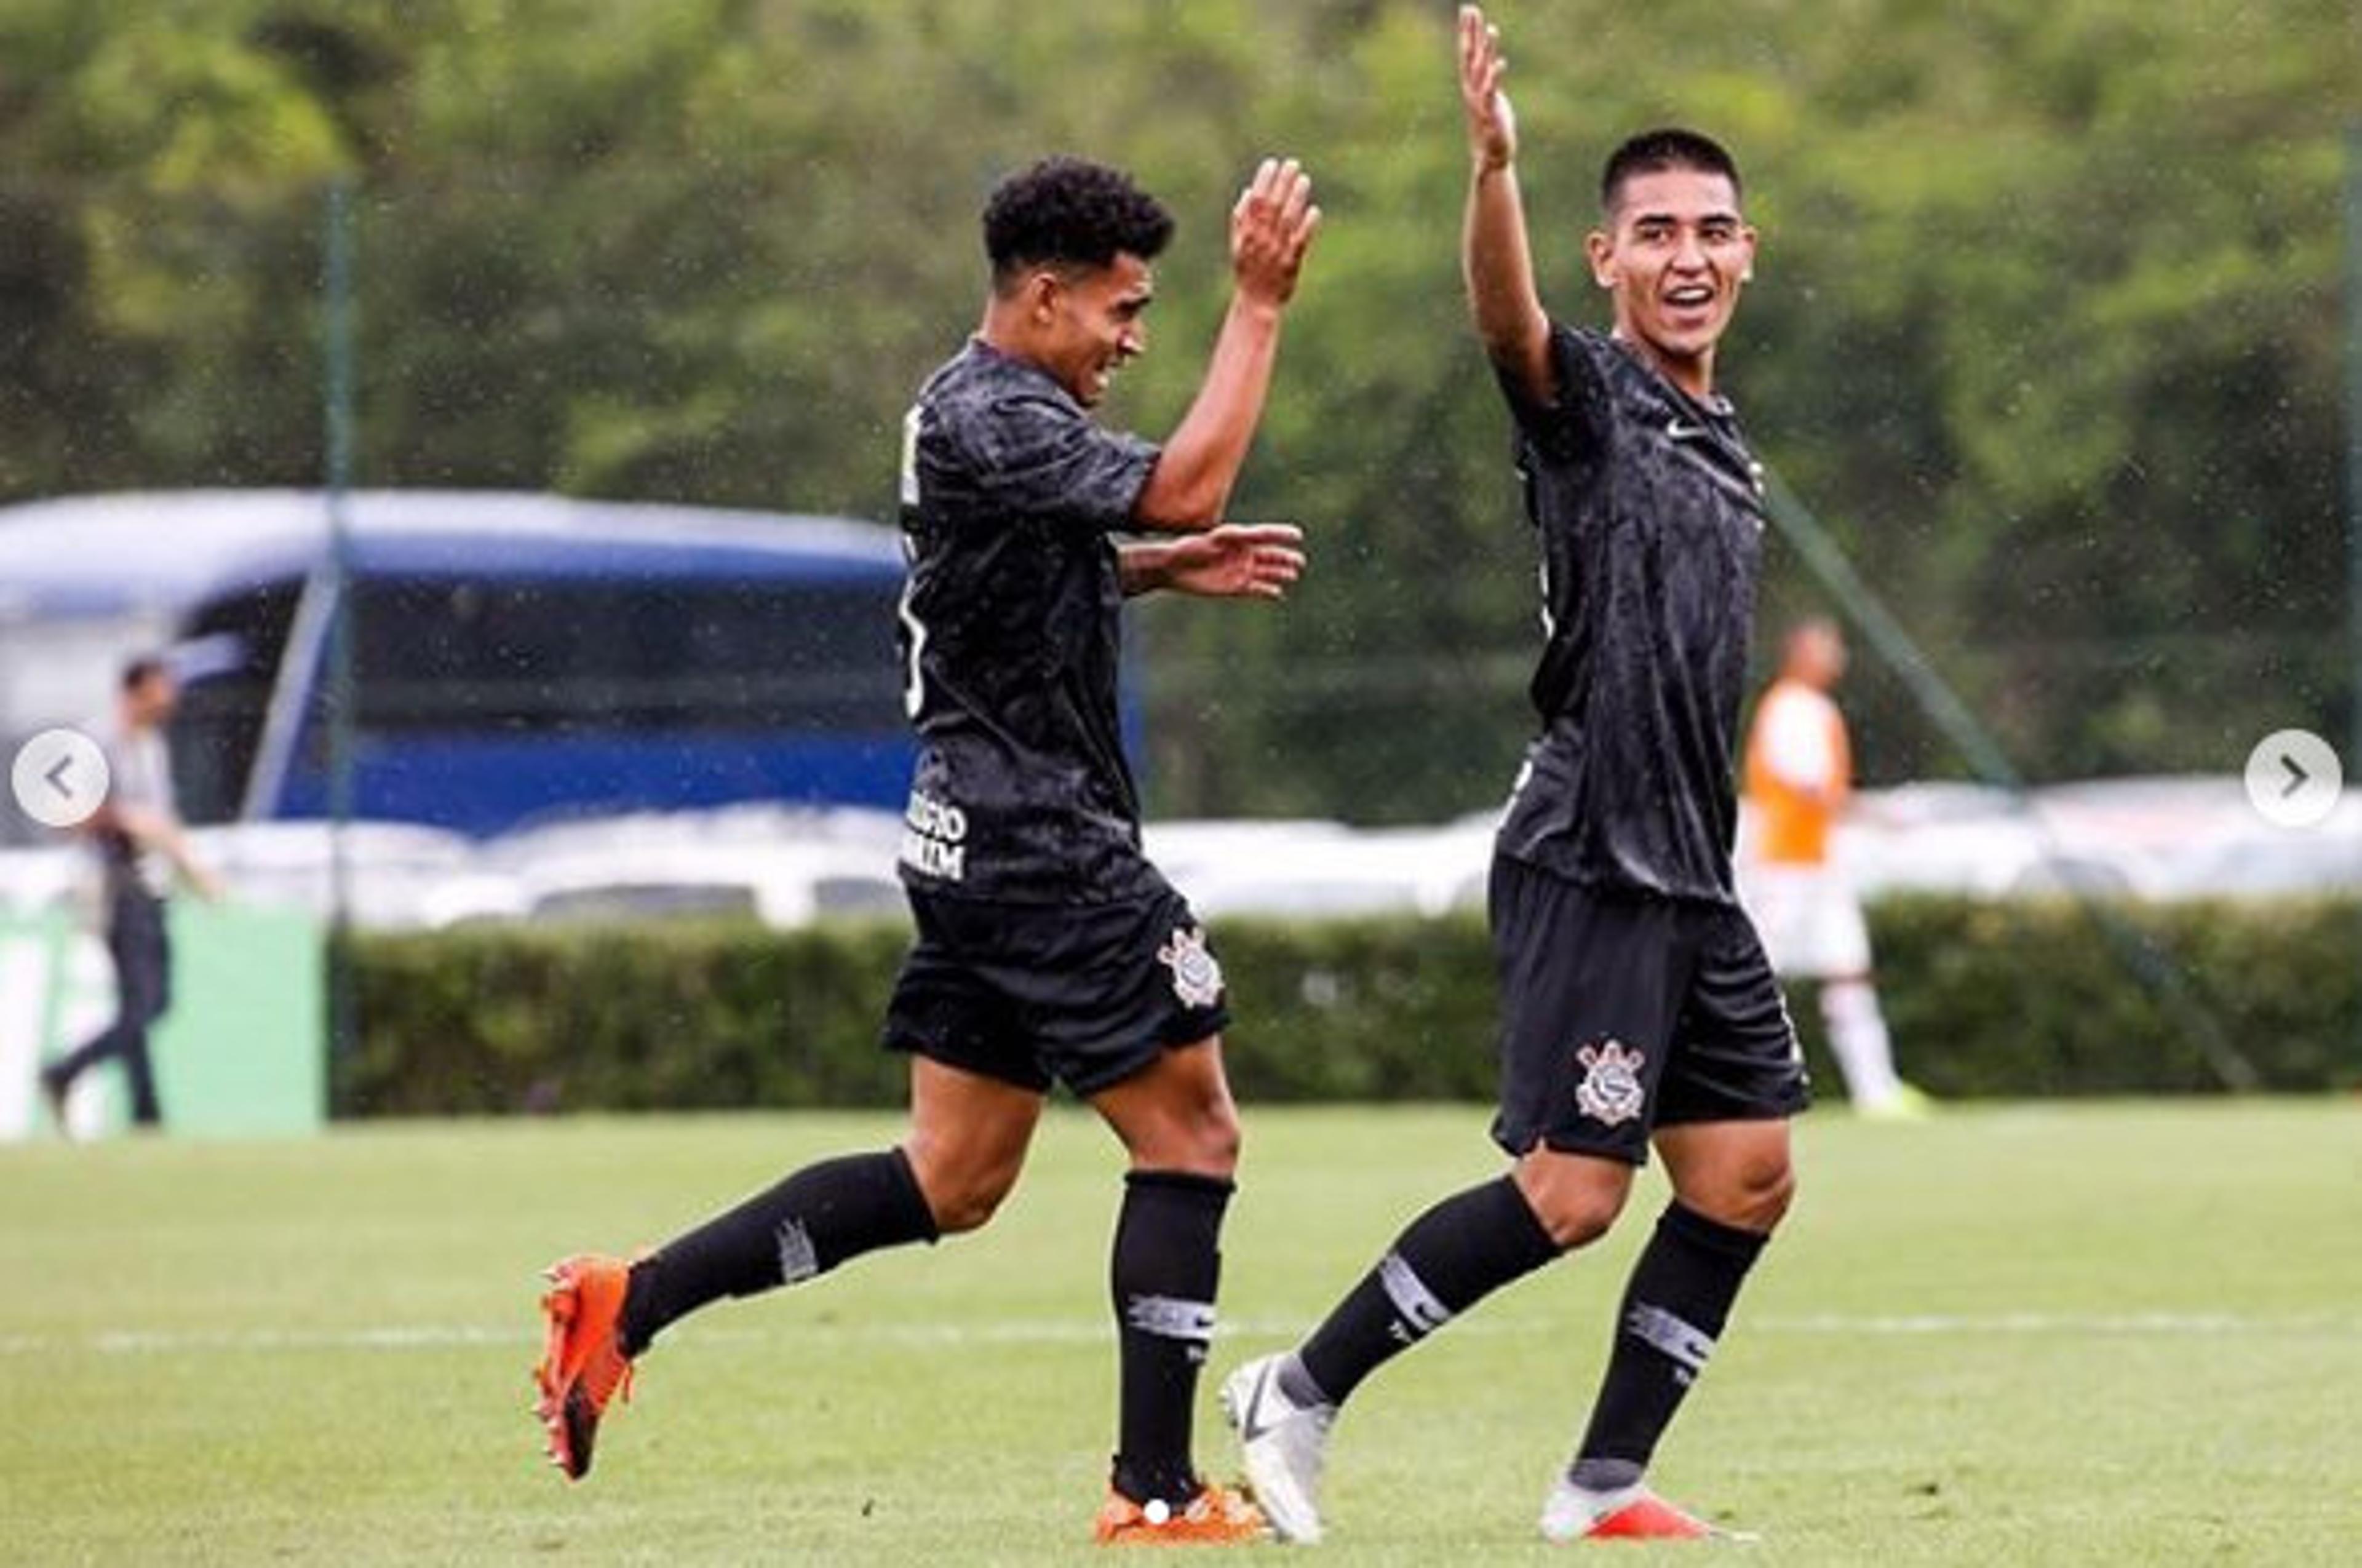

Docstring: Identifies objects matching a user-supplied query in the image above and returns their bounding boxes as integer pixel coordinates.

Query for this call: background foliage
[339,896,2362,1117]
[1,0,2353,816]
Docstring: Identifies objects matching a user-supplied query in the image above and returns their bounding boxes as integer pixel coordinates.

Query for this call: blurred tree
[0,0,2348,812]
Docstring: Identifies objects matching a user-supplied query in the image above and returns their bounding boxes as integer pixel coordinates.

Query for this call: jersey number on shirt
[899,404,922,509]
[897,405,929,720]
[896,538,929,722]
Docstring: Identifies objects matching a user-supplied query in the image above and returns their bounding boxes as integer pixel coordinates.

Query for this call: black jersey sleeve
[1491,321,1612,468]
[968,390,1161,533]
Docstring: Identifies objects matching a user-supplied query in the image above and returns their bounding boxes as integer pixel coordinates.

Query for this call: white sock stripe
[1624,1302,1716,1374]
[1124,1294,1217,1344]
[1378,1251,1453,1337]
[775,1217,820,1286]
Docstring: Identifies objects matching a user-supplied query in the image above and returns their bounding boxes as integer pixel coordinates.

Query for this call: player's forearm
[1116,540,1175,597]
[1463,162,1552,399]
[163,830,201,882]
[152,821,223,899]
[105,803,172,846]
[1134,296,1286,532]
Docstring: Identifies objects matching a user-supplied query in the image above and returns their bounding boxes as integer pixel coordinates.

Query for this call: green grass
[3,1100,2358,1564]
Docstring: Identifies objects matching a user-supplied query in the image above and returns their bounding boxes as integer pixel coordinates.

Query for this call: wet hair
[121,653,170,692]
[1599,127,1743,217]
[984,156,1174,291]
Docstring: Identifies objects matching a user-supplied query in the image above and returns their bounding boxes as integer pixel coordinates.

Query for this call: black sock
[1296,1176,1561,1407]
[619,1148,939,1354]
[1108,1170,1233,1508]
[1570,1202,1767,1487]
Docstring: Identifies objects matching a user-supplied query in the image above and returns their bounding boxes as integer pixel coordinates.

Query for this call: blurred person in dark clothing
[41,655,221,1131]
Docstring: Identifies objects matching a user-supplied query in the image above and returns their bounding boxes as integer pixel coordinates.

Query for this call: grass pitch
[3,1099,2357,1565]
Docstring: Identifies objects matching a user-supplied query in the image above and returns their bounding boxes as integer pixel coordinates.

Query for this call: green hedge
[338,895,2362,1118]
[1855,895,2362,1097]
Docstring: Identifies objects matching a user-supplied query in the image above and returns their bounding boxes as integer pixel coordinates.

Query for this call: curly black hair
[983,156,1174,289]
[1599,127,1743,216]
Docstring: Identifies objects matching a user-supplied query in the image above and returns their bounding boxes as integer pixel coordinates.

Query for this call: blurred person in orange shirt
[1741,619,1927,1118]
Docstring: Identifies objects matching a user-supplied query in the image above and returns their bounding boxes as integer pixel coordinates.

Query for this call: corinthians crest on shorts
[1158,925,1225,1009]
[1573,1038,1647,1126]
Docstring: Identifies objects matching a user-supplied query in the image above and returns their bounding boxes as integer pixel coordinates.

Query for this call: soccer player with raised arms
[535,153,1319,1545]
[1223,6,1807,1544]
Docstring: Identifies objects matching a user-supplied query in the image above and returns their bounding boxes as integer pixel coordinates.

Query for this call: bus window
[172,579,303,825]
[346,578,901,733]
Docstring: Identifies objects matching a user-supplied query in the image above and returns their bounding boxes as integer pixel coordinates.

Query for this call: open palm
[1163,523,1306,600]
[1458,6,1517,170]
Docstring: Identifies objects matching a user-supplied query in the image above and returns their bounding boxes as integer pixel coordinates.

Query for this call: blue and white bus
[0,491,913,838]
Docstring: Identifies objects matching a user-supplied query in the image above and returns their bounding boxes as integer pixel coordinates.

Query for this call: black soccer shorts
[882,883,1231,1097]
[1488,854,1811,1164]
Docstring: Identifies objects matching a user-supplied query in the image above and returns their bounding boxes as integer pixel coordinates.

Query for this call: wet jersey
[1492,321,1769,905]
[894,337,1166,905]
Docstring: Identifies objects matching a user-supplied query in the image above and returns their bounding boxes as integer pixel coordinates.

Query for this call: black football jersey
[1492,322,1769,904]
[893,338,1167,905]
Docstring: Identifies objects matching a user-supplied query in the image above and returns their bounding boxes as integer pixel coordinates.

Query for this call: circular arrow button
[2243,728,2342,830]
[12,727,111,830]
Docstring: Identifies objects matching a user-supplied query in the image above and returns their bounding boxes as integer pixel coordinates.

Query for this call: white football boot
[1219,1353,1336,1544]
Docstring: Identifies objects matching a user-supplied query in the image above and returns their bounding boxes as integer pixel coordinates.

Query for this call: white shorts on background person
[1739,863,1871,979]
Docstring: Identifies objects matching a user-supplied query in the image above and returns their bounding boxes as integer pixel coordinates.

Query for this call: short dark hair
[983,156,1174,290]
[1599,128,1743,217]
[121,653,169,693]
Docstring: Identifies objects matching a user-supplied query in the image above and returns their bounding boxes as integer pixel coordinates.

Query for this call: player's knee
[1203,1102,1243,1174]
[1686,1152,1796,1235]
[1530,1187,1624,1249]
[925,1168,1018,1235]
[904,1144,1024,1235]
[1513,1158,1629,1249]
[1163,1097,1243,1178]
[1110,1071,1242,1177]
[1761,1157,1799,1227]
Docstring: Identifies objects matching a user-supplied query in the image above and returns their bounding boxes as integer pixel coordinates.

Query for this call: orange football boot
[1541,1482,1757,1543]
[533,1254,637,1480]
[1092,1481,1270,1545]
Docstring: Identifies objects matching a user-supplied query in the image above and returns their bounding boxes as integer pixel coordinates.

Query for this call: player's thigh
[1089,1033,1240,1177]
[1740,865,1813,976]
[1660,905,1811,1145]
[1019,887,1231,1100]
[1488,858,1689,1167]
[904,1055,1045,1232]
[125,901,173,1021]
[882,891,1055,1095]
[1807,881,1874,979]
[1760,867,1872,980]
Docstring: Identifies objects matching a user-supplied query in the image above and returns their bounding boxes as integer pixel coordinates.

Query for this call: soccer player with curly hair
[534,153,1318,1546]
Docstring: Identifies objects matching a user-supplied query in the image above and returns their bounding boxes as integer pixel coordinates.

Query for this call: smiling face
[1026,252,1155,407]
[1585,166,1756,397]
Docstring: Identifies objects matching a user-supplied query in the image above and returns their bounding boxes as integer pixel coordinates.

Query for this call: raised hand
[1158,522,1307,601]
[1458,5,1517,172]
[1230,157,1321,308]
